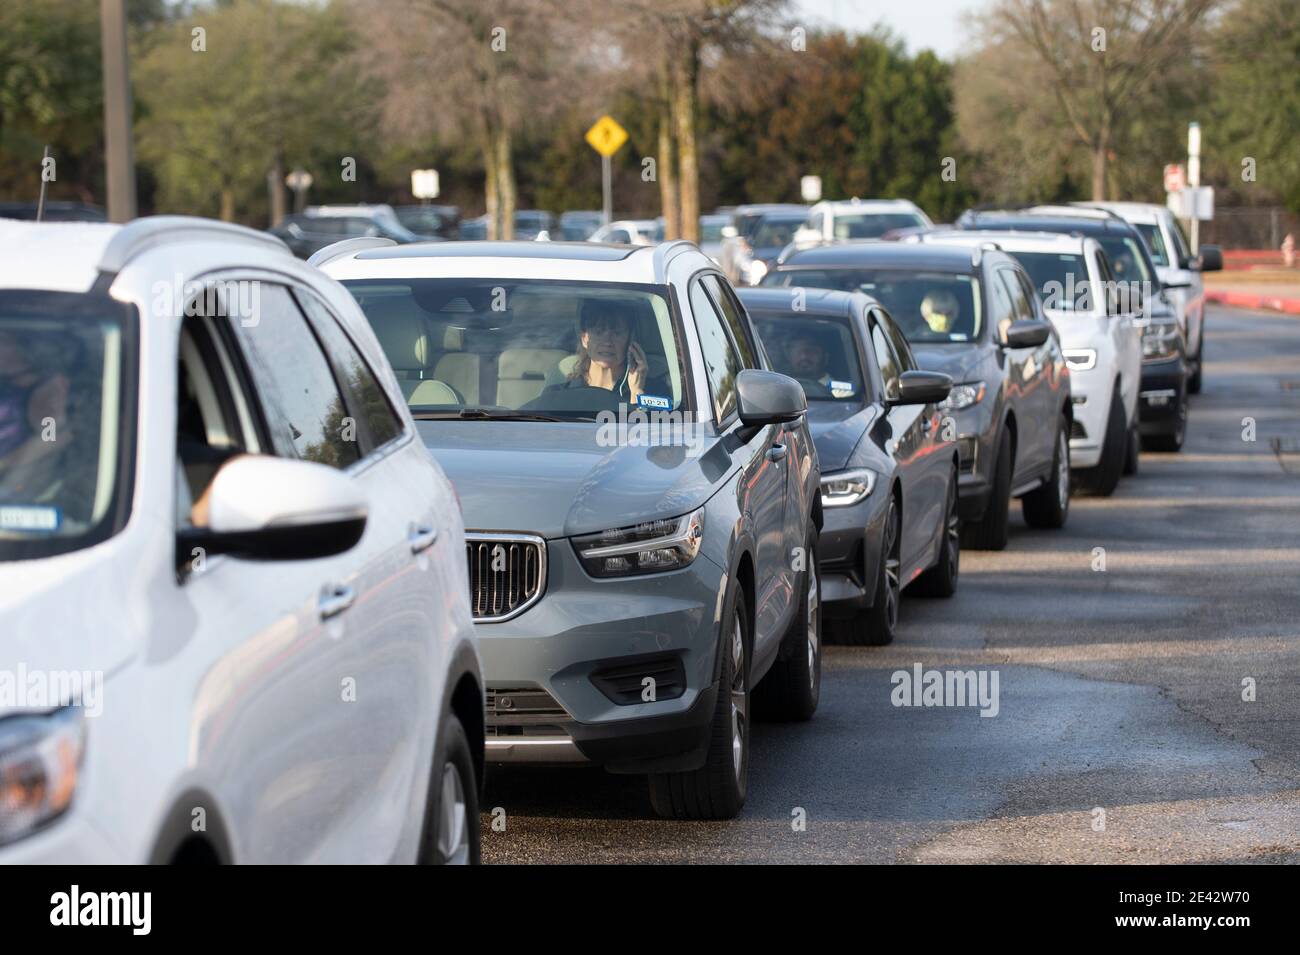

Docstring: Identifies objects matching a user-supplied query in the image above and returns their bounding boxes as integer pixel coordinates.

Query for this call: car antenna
[35,145,51,222]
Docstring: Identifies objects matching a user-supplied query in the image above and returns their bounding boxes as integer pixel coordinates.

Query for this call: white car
[0,218,482,864]
[791,198,933,251]
[917,231,1141,494]
[588,219,662,246]
[1072,201,1222,393]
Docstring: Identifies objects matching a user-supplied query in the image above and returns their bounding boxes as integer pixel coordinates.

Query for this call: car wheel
[961,431,1011,550]
[1188,335,1203,395]
[754,527,821,721]
[830,493,901,646]
[418,713,480,865]
[1076,388,1126,496]
[1022,416,1071,528]
[912,467,959,597]
[1123,420,1141,476]
[648,583,749,819]
[1143,387,1188,452]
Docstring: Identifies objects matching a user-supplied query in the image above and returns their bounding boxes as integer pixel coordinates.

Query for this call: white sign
[285,169,313,192]
[411,168,440,200]
[800,175,822,203]
[1167,186,1214,221]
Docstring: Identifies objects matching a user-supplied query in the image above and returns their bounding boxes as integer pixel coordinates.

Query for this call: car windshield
[1134,223,1170,267]
[396,207,450,235]
[1097,235,1154,285]
[751,216,804,248]
[763,269,982,343]
[342,279,688,421]
[0,291,135,561]
[749,312,867,402]
[1011,252,1093,312]
[831,212,925,239]
[700,218,727,243]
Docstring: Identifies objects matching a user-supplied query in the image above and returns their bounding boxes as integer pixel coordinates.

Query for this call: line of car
[0,194,1219,864]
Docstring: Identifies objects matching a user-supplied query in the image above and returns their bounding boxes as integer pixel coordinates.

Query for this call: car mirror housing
[1197,245,1223,272]
[736,368,807,431]
[1003,320,1051,349]
[892,369,952,406]
[178,455,368,567]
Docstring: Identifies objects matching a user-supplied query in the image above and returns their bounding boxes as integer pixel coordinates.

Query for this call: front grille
[485,685,572,736]
[1070,419,1087,440]
[465,533,546,622]
[591,655,687,705]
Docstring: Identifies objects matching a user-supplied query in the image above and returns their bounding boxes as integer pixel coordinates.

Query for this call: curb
[1205,289,1300,315]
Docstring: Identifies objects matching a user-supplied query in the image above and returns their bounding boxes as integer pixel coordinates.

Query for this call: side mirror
[178,456,367,566]
[1002,320,1051,349]
[736,368,807,433]
[1197,245,1223,272]
[721,225,738,239]
[892,369,952,406]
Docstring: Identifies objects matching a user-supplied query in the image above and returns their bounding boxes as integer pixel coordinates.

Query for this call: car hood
[417,421,732,539]
[807,402,875,472]
[910,343,987,384]
[0,547,141,714]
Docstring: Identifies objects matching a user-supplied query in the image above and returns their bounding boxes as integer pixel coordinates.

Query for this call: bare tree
[964,0,1219,200]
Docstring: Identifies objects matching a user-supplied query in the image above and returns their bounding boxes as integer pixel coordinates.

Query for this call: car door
[999,267,1053,475]
[218,281,428,860]
[1163,213,1204,356]
[1094,250,1141,426]
[690,276,790,663]
[870,308,940,580]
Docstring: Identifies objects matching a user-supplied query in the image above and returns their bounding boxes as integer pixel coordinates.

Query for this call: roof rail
[652,239,699,279]
[96,215,288,276]
[307,236,398,268]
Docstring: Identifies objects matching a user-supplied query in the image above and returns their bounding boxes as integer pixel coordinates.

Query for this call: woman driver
[552,301,668,407]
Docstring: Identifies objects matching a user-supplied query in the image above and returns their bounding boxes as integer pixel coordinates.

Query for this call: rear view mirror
[1197,245,1223,272]
[1003,320,1051,349]
[178,456,367,566]
[892,370,952,406]
[736,368,807,434]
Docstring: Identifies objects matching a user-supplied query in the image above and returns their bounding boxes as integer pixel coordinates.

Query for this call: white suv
[918,231,1141,494]
[1073,202,1222,393]
[0,218,482,863]
[791,199,933,250]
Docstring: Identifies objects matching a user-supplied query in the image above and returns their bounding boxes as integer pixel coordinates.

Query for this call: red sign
[1164,164,1186,193]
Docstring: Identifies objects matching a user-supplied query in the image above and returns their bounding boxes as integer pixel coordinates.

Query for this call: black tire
[1187,331,1203,394]
[912,467,959,597]
[1022,415,1071,529]
[829,492,901,646]
[962,431,1011,550]
[754,527,821,721]
[418,713,480,865]
[1075,389,1126,496]
[648,583,749,819]
[1122,420,1140,476]
[1143,386,1189,452]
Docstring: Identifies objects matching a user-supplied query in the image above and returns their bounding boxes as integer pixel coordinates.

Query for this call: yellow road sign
[585,115,628,158]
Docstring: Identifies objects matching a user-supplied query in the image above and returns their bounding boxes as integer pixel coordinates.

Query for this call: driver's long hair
[569,303,632,383]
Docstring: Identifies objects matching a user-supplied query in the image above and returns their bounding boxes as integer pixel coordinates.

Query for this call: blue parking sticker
[830,380,855,398]
[0,505,62,532]
[637,394,671,410]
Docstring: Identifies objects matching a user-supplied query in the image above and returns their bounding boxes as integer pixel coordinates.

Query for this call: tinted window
[832,212,925,239]
[294,290,403,451]
[870,319,901,398]
[701,275,757,368]
[751,312,867,402]
[881,309,916,372]
[988,267,1017,336]
[690,282,742,421]
[1000,270,1034,322]
[1135,222,1170,267]
[1010,252,1092,312]
[232,285,360,469]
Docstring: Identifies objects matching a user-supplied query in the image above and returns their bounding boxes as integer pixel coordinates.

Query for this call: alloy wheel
[436,761,470,865]
[1056,430,1070,507]
[729,619,747,781]
[883,501,901,629]
[806,561,820,690]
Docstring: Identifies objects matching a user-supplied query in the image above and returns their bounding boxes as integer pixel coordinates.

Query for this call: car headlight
[0,707,86,846]
[573,508,704,577]
[744,259,769,284]
[938,381,986,412]
[1063,348,1097,371]
[1141,318,1181,361]
[820,468,879,508]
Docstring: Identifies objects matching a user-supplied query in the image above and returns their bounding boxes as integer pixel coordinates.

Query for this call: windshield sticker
[636,394,672,410]
[0,506,62,533]
[829,380,855,398]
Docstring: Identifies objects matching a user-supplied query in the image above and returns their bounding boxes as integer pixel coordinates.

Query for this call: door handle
[409,524,439,554]
[319,584,356,621]
[767,444,788,462]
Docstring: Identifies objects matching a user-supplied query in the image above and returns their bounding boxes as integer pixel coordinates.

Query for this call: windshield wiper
[412,408,567,422]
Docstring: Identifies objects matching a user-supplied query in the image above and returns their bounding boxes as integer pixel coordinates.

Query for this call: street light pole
[100,0,137,222]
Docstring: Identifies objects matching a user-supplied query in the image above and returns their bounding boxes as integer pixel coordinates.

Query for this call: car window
[750,312,868,403]
[1167,216,1192,263]
[880,308,916,372]
[988,269,1016,338]
[1010,252,1092,312]
[869,316,901,399]
[690,281,742,421]
[230,285,361,469]
[1135,222,1170,267]
[832,212,925,240]
[700,275,757,368]
[1000,269,1034,323]
[293,289,404,452]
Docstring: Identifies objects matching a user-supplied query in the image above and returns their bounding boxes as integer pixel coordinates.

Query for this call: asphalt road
[480,305,1300,864]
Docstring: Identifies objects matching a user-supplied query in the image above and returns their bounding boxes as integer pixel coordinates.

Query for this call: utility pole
[100,0,137,222]
[1187,121,1201,255]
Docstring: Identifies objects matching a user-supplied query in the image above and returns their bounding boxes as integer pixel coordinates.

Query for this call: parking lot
[481,303,1300,864]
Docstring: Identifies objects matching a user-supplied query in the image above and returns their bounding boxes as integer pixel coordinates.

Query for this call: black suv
[956,208,1189,455]
[761,241,1072,549]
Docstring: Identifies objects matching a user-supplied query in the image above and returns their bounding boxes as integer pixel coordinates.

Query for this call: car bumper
[815,487,890,616]
[1139,356,1187,434]
[1066,366,1108,469]
[477,539,724,774]
[0,809,121,863]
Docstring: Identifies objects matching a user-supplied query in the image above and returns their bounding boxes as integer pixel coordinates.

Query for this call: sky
[794,0,991,59]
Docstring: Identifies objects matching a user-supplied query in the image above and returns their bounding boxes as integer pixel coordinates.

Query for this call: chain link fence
[1200,207,1300,250]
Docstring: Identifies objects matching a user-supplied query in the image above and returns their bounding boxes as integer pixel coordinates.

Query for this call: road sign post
[585,115,628,227]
